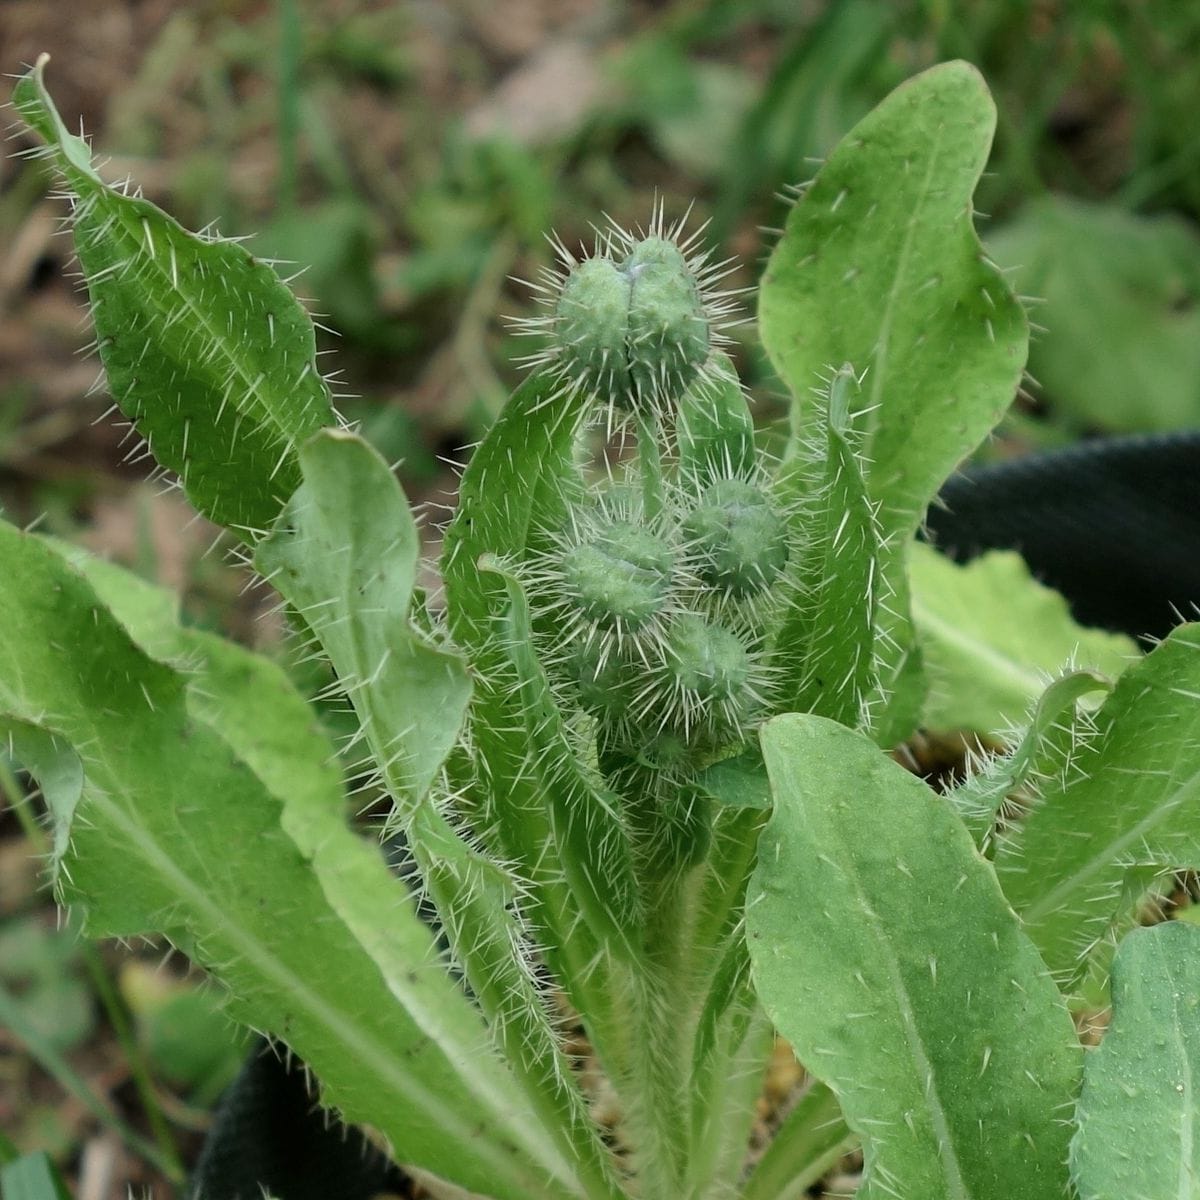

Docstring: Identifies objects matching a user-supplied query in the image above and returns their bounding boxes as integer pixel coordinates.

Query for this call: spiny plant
[5,55,1200,1200]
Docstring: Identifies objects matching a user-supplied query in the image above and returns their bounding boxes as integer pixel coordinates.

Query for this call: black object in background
[926,432,1200,641]
[188,1045,408,1200]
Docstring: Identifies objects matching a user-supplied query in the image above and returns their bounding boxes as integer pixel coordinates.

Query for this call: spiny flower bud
[518,209,740,419]
[642,613,768,742]
[552,237,708,413]
[567,634,637,718]
[621,237,709,409]
[664,614,752,703]
[553,257,632,401]
[683,479,789,596]
[560,520,675,630]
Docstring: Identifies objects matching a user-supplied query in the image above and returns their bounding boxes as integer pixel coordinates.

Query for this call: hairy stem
[623,873,701,1196]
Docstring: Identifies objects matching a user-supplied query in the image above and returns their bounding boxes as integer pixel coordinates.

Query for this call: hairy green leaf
[759,61,1027,743]
[1072,921,1200,1199]
[13,57,334,536]
[255,432,624,1200]
[996,622,1200,987]
[0,520,580,1200]
[771,367,879,728]
[43,537,345,824]
[748,714,1080,1200]
[949,669,1114,849]
[485,561,641,950]
[760,60,1027,539]
[910,543,1137,732]
[256,429,470,809]
[441,378,631,943]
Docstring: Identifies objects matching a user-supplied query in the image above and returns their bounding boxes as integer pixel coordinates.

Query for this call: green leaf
[484,562,641,950]
[0,519,579,1200]
[910,542,1138,732]
[996,622,1200,988]
[989,196,1200,432]
[747,713,1080,1200]
[255,432,623,1200]
[771,367,880,728]
[120,963,244,1104]
[1071,921,1200,1199]
[0,1153,73,1200]
[759,60,1027,548]
[43,537,346,824]
[949,669,1114,849]
[256,429,470,810]
[740,1081,854,1200]
[441,378,614,936]
[13,57,334,536]
[758,61,1027,746]
[696,748,771,810]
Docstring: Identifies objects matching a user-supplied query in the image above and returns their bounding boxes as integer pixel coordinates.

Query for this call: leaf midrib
[1019,762,1200,927]
[88,773,576,1198]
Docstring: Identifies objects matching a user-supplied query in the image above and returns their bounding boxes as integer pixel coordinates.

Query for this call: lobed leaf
[13,57,334,537]
[0,520,579,1200]
[1071,921,1200,1199]
[747,713,1080,1200]
[995,622,1200,987]
[910,542,1137,733]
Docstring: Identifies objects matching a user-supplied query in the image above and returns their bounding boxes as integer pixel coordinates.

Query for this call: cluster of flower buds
[515,212,801,772]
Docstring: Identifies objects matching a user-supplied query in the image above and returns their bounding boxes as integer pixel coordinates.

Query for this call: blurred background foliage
[1,1,1199,1195]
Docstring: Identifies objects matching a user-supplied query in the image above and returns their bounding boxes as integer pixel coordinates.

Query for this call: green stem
[625,874,697,1196]
[636,412,665,521]
[79,943,184,1181]
[738,1080,855,1200]
[687,1008,772,1198]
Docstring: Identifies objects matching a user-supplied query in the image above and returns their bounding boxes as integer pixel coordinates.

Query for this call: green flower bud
[554,256,631,400]
[622,237,709,410]
[552,235,711,413]
[566,635,637,719]
[664,614,751,703]
[560,520,675,629]
[683,479,789,596]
